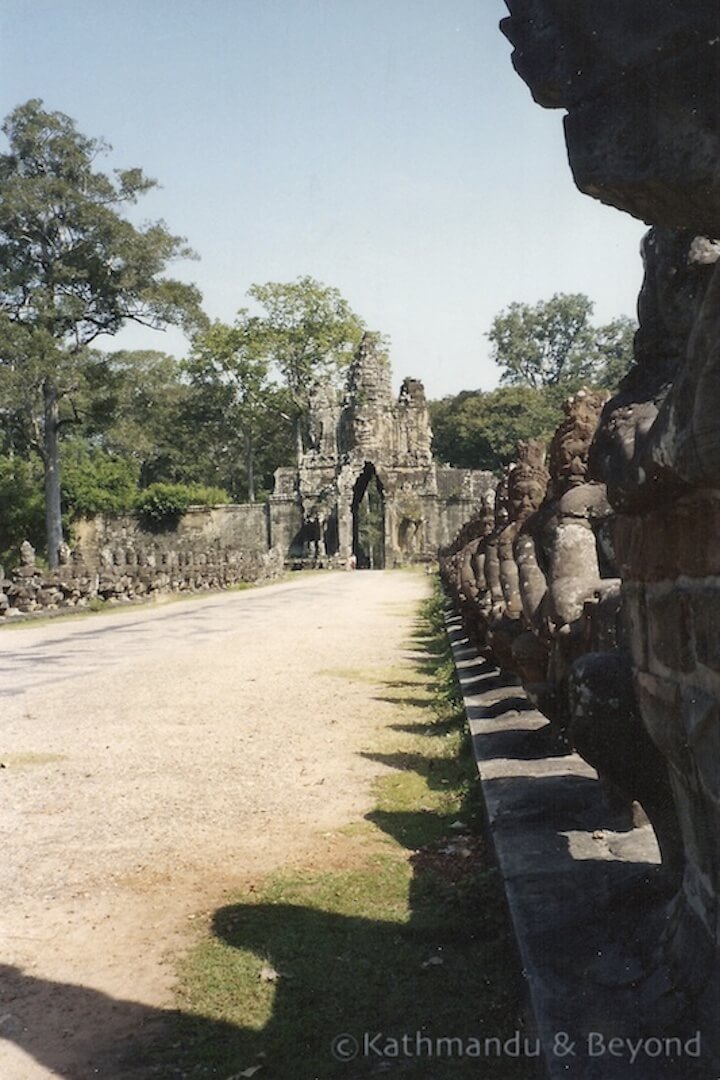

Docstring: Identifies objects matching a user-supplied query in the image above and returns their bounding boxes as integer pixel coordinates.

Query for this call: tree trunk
[245,429,255,503]
[295,415,304,466]
[43,378,64,568]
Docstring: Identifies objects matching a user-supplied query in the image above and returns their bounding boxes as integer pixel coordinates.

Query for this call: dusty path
[0,570,430,1079]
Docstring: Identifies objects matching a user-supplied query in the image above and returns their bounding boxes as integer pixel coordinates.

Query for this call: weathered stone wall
[288,332,495,566]
[474,1,720,1064]
[0,506,283,618]
[435,467,502,550]
[76,503,271,573]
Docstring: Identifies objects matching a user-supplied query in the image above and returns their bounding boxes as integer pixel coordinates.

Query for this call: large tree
[0,99,201,565]
[590,315,637,389]
[247,276,365,463]
[81,349,192,487]
[488,293,635,389]
[430,385,566,471]
[185,316,281,502]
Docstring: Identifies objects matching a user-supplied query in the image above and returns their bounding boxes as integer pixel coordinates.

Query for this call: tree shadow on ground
[1,609,533,1080]
[175,799,533,1080]
[0,846,530,1080]
[386,718,459,738]
[360,750,467,793]
[0,963,233,1079]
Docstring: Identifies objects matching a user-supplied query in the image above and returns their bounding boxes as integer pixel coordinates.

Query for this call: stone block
[646,587,694,674]
[688,586,720,676]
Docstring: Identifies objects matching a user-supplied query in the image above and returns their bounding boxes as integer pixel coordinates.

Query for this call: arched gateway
[352,462,385,569]
[269,333,494,567]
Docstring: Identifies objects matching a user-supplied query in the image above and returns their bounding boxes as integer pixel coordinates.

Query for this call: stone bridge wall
[0,504,282,618]
[443,3,720,1067]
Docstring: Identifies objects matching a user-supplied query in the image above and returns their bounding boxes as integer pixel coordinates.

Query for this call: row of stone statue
[439,380,682,893]
[489,0,720,1051]
[441,218,720,1034]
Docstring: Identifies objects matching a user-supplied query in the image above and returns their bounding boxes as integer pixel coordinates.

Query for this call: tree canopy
[184,316,292,502]
[488,293,635,390]
[247,276,365,461]
[0,99,202,564]
[430,385,567,472]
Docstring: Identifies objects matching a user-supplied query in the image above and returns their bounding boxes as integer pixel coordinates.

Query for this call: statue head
[634,228,720,378]
[19,540,35,567]
[506,439,549,524]
[548,389,608,492]
[500,0,720,232]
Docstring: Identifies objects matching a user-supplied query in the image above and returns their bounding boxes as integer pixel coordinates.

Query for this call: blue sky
[0,0,647,397]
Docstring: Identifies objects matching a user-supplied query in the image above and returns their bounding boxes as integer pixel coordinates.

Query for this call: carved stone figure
[439,492,498,649]
[487,441,549,670]
[501,1,720,233]
[589,229,719,512]
[510,392,611,729]
[470,470,513,655]
[19,540,35,567]
[285,333,494,567]
[307,380,339,459]
[502,0,720,1035]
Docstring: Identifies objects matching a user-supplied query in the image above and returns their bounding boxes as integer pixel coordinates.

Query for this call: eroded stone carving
[275,332,495,567]
[502,0,720,1042]
[441,386,683,885]
[512,392,611,731]
[490,440,549,670]
[501,1,720,233]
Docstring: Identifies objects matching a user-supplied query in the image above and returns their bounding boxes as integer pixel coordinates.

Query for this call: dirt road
[0,570,430,1079]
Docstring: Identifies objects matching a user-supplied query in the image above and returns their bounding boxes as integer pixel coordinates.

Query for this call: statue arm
[547,519,603,628]
[498,527,522,617]
[514,529,548,628]
[484,539,503,607]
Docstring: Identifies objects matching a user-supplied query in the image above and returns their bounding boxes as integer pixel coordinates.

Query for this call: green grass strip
[165,581,529,1080]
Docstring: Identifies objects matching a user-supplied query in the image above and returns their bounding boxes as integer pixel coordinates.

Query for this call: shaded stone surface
[500,1,720,233]
[449,615,712,1079]
[500,0,720,1055]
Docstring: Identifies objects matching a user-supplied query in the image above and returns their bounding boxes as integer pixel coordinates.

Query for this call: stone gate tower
[269,333,494,566]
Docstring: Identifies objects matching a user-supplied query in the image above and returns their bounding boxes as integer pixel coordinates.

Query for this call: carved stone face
[508,474,547,524]
[501,0,720,232]
[548,390,607,489]
[503,440,549,523]
[634,229,720,374]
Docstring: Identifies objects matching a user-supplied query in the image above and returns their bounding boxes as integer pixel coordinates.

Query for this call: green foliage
[0,452,45,566]
[248,276,365,461]
[488,292,635,390]
[433,297,635,473]
[430,385,564,471]
[0,99,203,562]
[0,99,203,348]
[184,317,275,501]
[60,443,140,518]
[591,315,637,389]
[135,482,229,525]
[81,350,193,486]
[248,276,365,397]
[83,345,296,501]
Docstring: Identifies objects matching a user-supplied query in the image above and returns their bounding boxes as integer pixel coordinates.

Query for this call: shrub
[0,453,46,567]
[135,482,229,526]
[61,446,140,518]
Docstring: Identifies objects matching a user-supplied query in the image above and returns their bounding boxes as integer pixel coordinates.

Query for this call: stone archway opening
[352,462,385,569]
